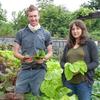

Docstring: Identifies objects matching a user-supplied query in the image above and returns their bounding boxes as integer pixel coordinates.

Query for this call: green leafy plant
[33,49,46,60]
[64,60,87,80]
[40,59,78,99]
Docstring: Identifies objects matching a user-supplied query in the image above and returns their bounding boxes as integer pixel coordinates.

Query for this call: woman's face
[71,24,82,39]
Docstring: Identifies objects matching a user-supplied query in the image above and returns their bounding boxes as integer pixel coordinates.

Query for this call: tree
[82,0,100,10]
[0,3,14,37]
[40,4,74,38]
[12,10,28,31]
[36,0,54,8]
[0,3,7,21]
[0,21,15,37]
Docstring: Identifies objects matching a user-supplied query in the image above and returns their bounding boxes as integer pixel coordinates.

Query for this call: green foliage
[0,3,14,37]
[92,63,100,100]
[90,29,100,40]
[88,18,100,32]
[64,61,87,80]
[33,49,46,60]
[0,50,20,69]
[64,63,73,80]
[75,7,94,17]
[12,10,28,30]
[37,0,54,8]
[0,21,15,37]
[0,3,7,21]
[40,59,78,99]
[40,4,74,38]
[0,50,20,92]
[82,0,100,10]
[0,1,100,40]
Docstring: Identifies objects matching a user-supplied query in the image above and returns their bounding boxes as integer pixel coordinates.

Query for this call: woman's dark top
[60,39,99,85]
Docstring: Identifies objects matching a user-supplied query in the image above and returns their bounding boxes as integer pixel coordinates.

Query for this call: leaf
[69,94,78,100]
[70,62,80,73]
[33,49,46,60]
[79,70,85,75]
[79,61,87,73]
[64,63,73,80]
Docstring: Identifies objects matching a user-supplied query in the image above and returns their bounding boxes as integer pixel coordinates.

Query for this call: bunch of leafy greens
[33,49,46,60]
[64,60,87,80]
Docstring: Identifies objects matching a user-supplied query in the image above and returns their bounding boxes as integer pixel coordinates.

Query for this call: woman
[60,19,98,100]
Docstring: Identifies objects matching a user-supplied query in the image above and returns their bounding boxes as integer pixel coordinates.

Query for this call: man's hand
[22,56,33,63]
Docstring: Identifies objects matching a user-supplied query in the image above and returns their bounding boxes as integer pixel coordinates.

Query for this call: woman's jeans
[64,81,92,100]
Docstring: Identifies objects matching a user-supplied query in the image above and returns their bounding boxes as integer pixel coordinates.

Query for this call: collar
[28,24,41,32]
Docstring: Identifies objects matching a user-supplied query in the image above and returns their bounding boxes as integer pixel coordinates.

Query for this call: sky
[0,0,90,21]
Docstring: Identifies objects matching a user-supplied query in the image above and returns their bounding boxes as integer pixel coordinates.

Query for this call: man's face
[27,10,40,27]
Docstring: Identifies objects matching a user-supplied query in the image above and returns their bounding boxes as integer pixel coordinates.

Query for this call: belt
[22,62,46,70]
[23,67,44,70]
[22,64,45,70]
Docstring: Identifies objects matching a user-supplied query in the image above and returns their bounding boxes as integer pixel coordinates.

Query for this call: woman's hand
[73,72,79,76]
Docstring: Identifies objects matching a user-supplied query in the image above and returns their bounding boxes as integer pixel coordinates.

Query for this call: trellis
[77,11,100,20]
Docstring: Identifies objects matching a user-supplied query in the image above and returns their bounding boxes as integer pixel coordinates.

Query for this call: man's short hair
[25,5,39,16]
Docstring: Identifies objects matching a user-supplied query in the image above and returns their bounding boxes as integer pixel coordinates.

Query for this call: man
[13,5,52,97]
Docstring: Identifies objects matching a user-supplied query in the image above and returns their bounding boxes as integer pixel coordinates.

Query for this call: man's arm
[13,42,24,60]
[44,44,53,61]
[13,43,32,62]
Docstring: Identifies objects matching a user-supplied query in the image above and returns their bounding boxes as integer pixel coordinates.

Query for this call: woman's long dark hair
[67,19,89,48]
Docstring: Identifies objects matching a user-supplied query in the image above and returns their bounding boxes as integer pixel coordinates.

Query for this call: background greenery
[0,0,100,40]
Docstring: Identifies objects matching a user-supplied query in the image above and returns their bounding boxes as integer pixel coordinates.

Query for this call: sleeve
[87,40,99,70]
[14,31,22,45]
[60,45,68,69]
[45,31,52,47]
